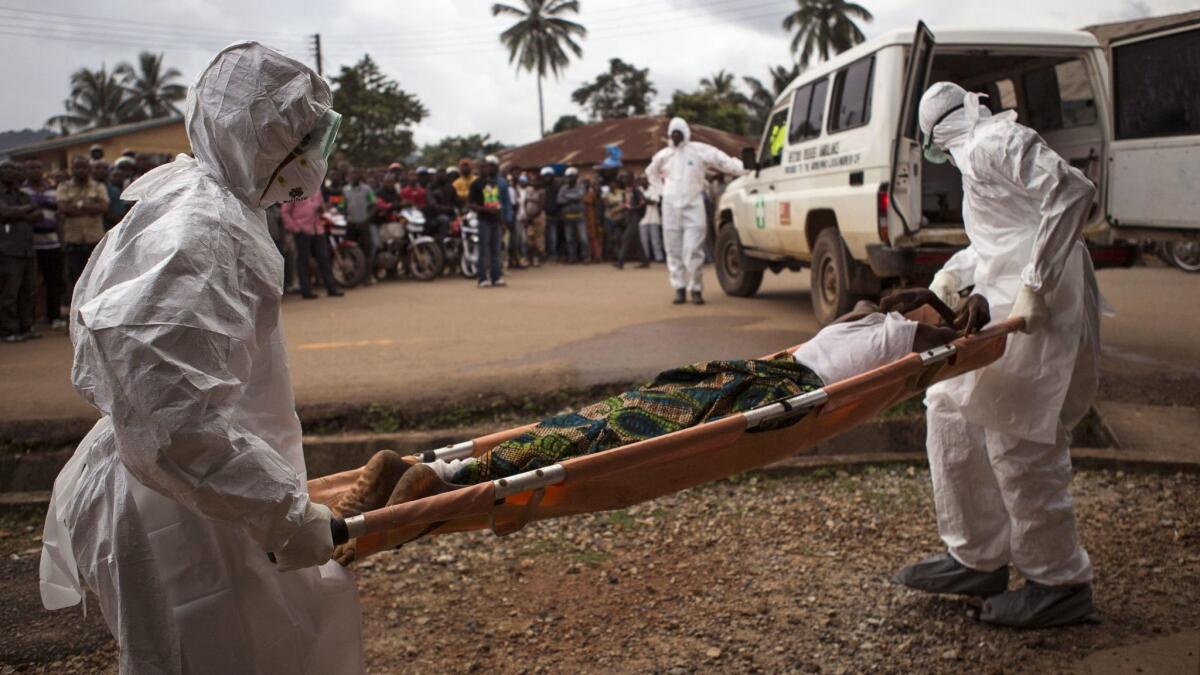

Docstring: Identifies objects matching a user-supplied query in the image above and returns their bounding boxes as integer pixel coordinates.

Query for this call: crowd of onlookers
[287,156,678,293]
[0,145,161,342]
[1,149,726,341]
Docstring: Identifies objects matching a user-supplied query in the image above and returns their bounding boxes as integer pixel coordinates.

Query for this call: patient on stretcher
[327,289,984,561]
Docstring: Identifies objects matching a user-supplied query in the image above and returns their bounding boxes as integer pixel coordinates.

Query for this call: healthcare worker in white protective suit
[38,42,364,673]
[646,117,747,305]
[893,82,1102,629]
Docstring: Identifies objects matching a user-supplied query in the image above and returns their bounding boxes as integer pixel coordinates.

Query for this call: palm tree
[743,63,802,135]
[700,69,740,103]
[782,0,873,67]
[117,51,186,119]
[493,0,587,137]
[46,65,139,133]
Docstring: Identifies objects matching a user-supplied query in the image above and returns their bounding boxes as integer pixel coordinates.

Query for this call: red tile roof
[496,115,754,169]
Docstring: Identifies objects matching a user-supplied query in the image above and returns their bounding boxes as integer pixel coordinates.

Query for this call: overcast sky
[0,0,1193,148]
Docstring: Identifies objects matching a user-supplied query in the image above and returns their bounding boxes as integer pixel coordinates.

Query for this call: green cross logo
[754,195,766,229]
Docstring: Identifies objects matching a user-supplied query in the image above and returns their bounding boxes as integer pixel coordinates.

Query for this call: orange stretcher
[309,318,1021,560]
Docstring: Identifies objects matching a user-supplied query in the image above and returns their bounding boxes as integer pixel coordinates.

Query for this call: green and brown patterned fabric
[451,357,823,485]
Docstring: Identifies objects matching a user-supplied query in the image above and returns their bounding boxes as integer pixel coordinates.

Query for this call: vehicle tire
[333,245,367,289]
[408,241,445,281]
[460,252,477,279]
[810,228,855,326]
[1166,240,1200,273]
[714,225,764,297]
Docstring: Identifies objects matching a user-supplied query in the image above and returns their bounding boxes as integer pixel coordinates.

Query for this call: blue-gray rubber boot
[980,581,1101,628]
[892,552,1009,597]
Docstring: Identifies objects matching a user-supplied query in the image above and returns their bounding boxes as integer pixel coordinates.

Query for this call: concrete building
[497,115,753,177]
[1,116,188,168]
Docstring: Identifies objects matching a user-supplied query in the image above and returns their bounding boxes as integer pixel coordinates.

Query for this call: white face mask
[260,155,327,207]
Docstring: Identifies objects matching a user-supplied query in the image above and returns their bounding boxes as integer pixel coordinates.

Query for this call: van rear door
[888,21,935,239]
[1106,20,1200,233]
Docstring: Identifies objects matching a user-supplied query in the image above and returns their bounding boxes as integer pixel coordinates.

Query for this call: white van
[714,20,1200,324]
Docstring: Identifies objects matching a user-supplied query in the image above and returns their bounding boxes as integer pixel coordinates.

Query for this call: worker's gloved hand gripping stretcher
[324,288,990,565]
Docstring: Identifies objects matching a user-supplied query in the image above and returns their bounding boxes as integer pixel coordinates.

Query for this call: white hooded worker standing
[38,42,364,673]
[893,82,1102,628]
[647,117,747,305]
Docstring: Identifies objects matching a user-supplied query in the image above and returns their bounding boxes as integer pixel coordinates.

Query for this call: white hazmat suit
[647,117,746,296]
[38,42,364,673]
[907,83,1101,619]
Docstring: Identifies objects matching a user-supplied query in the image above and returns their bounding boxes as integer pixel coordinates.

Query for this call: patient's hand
[880,288,957,326]
[954,294,990,335]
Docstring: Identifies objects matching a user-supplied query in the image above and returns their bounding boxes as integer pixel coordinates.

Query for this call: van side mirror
[741,146,757,172]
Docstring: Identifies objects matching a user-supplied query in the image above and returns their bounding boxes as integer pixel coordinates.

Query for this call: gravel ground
[3,466,1198,674]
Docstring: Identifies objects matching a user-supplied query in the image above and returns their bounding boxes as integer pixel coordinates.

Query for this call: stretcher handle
[266,518,351,564]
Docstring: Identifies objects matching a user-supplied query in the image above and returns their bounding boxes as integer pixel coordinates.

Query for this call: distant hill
[0,128,55,156]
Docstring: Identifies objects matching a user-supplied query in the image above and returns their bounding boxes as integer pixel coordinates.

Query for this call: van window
[759,107,789,168]
[1023,60,1097,131]
[1113,27,1200,139]
[788,77,828,143]
[829,56,874,132]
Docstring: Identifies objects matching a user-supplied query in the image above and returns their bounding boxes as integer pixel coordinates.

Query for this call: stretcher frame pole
[493,464,566,499]
[420,440,475,463]
[743,389,829,429]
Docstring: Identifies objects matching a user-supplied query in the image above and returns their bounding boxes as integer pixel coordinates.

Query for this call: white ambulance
[715,20,1200,324]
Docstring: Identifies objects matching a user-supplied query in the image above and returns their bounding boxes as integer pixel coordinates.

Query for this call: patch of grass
[517,538,566,558]
[607,509,637,530]
[573,549,610,565]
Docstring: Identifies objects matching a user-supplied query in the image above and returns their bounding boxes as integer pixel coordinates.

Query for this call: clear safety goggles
[296,109,342,162]
[920,103,963,165]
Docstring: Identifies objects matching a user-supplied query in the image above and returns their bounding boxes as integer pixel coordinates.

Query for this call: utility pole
[311,33,323,76]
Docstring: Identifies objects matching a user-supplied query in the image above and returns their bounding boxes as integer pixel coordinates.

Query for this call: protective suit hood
[919,81,1012,158]
[182,42,332,206]
[668,116,691,143]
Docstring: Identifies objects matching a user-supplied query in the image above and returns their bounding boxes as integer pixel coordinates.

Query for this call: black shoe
[22,330,42,340]
[892,552,1009,598]
[636,262,650,268]
[672,289,686,305]
[2,333,24,343]
[981,581,1100,629]
[302,293,319,300]
[691,291,705,305]
[327,289,345,297]
[613,262,624,270]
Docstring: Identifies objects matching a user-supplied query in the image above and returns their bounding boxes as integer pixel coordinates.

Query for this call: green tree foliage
[570,58,656,120]
[700,69,744,105]
[47,52,188,133]
[493,0,587,137]
[116,52,186,120]
[418,134,508,169]
[551,114,586,133]
[664,89,749,137]
[331,55,428,166]
[743,63,802,136]
[782,0,873,67]
[47,65,138,133]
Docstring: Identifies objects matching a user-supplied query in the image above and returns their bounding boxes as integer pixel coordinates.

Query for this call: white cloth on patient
[792,312,919,385]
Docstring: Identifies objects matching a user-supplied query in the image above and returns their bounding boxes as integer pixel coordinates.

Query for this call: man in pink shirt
[282,192,343,299]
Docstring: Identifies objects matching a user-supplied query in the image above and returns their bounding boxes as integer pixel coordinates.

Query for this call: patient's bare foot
[331,450,416,518]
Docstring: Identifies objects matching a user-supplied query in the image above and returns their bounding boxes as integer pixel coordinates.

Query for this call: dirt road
[1,264,1197,428]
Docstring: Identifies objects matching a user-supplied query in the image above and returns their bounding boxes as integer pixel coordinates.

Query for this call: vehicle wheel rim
[1172,241,1200,271]
[820,257,837,306]
[723,241,740,278]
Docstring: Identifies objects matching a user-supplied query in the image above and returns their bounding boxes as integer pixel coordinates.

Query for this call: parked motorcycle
[375,204,444,282]
[320,208,368,288]
[442,214,464,277]
[458,210,480,279]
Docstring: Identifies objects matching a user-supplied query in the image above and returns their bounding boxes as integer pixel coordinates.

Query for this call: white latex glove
[929,270,961,312]
[273,502,334,572]
[1007,284,1048,334]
